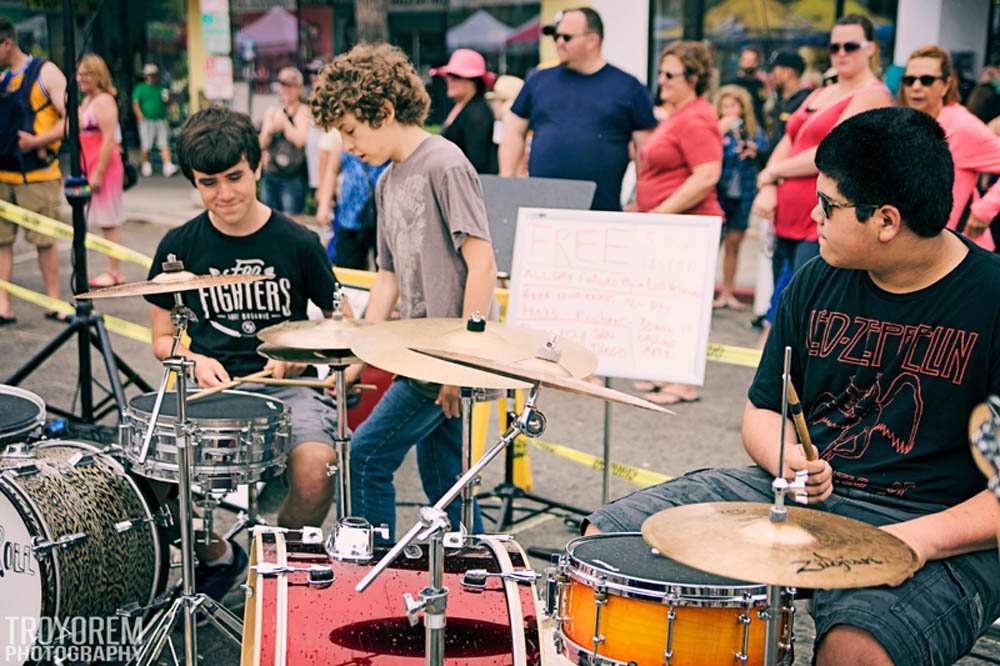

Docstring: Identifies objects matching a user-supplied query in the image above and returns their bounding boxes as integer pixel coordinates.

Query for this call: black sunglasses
[902,75,945,87]
[659,70,688,80]
[553,31,592,43]
[828,41,868,55]
[818,191,879,221]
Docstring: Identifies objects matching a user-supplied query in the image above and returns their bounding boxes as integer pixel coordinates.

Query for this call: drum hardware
[114,505,174,534]
[31,531,87,555]
[325,516,389,562]
[459,568,539,591]
[251,562,335,587]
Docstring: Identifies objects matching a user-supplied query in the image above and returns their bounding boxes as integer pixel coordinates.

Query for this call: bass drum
[242,528,542,665]
[0,440,167,665]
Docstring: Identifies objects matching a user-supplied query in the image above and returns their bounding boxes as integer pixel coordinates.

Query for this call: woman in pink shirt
[633,40,722,404]
[899,45,999,250]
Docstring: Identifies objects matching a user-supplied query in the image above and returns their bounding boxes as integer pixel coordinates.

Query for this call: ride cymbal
[412,348,671,413]
[257,343,362,367]
[642,501,920,589]
[77,271,265,299]
[352,318,597,389]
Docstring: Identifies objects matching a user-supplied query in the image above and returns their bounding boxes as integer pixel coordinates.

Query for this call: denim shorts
[587,466,1000,665]
[239,383,339,451]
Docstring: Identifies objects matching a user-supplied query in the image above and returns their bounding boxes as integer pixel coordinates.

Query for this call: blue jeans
[261,172,306,215]
[350,379,483,541]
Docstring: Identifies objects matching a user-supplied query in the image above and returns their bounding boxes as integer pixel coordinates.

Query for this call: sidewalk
[55,174,200,229]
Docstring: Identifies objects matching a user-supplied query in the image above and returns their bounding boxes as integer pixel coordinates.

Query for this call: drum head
[0,386,45,437]
[0,484,44,665]
[129,390,284,420]
[569,533,757,586]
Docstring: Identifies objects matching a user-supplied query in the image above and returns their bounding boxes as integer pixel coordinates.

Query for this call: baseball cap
[142,63,159,76]
[768,51,805,76]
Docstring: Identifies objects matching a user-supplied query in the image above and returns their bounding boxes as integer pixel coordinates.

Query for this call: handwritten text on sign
[508,209,721,384]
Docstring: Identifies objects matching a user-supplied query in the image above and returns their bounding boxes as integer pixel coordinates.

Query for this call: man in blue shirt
[499,7,657,211]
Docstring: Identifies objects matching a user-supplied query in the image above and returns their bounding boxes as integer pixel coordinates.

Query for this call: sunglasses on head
[902,74,944,87]
[817,191,879,221]
[828,40,869,55]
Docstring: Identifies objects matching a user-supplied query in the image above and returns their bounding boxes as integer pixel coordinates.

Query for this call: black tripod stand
[3,0,151,422]
[476,389,591,531]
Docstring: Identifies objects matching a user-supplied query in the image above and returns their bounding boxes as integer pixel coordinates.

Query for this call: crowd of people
[4,7,1000,664]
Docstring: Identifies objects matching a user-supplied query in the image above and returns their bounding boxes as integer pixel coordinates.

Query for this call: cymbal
[412,348,671,413]
[642,502,920,589]
[77,270,265,300]
[257,343,361,366]
[257,317,371,353]
[352,318,598,390]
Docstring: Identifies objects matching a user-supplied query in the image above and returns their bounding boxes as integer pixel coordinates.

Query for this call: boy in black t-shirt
[587,108,1000,664]
[145,107,351,599]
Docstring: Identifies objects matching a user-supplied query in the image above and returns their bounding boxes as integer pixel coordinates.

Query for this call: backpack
[0,57,50,174]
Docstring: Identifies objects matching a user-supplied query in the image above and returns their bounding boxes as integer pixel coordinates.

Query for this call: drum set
[0,264,933,666]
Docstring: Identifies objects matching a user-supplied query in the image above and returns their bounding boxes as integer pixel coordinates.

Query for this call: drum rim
[563,533,770,606]
[0,385,46,439]
[125,389,290,428]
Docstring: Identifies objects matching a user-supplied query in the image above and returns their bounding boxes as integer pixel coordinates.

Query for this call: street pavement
[1,174,997,664]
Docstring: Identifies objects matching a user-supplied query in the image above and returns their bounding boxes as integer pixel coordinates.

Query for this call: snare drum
[553,533,794,666]
[242,528,542,665]
[120,389,290,490]
[0,385,45,447]
[0,440,166,665]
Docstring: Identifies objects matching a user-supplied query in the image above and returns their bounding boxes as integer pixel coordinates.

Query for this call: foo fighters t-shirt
[748,233,1000,508]
[145,211,339,377]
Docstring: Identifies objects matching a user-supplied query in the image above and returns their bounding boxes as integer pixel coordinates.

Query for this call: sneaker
[141,161,152,177]
[194,541,248,602]
[162,162,179,177]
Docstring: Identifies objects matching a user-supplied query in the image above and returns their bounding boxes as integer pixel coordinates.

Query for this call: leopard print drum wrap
[0,440,164,620]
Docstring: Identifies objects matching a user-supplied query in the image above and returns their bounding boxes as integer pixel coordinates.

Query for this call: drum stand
[762,346,799,666]
[356,387,546,666]
[329,362,353,519]
[128,288,243,666]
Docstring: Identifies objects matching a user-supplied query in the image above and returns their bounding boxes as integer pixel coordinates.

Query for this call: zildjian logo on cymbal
[792,552,884,574]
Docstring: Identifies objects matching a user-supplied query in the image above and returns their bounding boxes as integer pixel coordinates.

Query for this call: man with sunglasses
[585,107,1000,665]
[499,7,656,211]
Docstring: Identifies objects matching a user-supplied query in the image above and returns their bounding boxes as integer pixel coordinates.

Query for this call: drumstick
[786,383,818,461]
[187,369,273,402]
[250,377,378,392]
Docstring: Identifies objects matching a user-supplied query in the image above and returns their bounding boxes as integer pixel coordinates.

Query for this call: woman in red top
[633,40,722,404]
[752,15,892,290]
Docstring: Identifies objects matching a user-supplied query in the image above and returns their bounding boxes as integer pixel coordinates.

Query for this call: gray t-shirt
[376,134,492,319]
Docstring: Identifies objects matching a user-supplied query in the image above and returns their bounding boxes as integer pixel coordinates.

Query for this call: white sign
[201,0,232,55]
[204,56,235,100]
[508,208,721,385]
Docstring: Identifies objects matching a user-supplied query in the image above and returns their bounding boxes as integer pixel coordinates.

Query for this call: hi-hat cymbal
[413,348,671,413]
[352,318,598,390]
[257,317,371,353]
[257,343,361,366]
[642,502,920,589]
[77,270,265,299]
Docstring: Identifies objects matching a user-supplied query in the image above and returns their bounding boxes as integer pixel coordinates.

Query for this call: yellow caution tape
[0,279,151,343]
[525,436,671,488]
[706,342,762,368]
[0,200,153,268]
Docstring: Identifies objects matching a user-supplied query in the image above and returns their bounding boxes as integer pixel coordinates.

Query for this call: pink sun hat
[430,49,497,88]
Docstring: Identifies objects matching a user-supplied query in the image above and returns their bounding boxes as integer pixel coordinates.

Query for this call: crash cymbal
[412,348,671,413]
[642,502,920,590]
[352,318,598,390]
[77,270,265,299]
[257,317,371,353]
[257,342,361,366]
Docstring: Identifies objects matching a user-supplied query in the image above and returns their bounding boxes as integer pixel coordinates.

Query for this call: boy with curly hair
[311,43,497,539]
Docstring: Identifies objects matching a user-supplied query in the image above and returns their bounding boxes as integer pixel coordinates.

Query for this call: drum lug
[68,451,95,467]
[251,562,335,588]
[115,506,173,534]
[32,532,87,556]
[2,462,39,477]
[1,442,35,460]
[591,584,608,656]
[460,568,539,592]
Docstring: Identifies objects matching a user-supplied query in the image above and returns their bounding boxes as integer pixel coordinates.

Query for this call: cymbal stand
[356,386,546,666]
[460,386,489,532]
[763,346,794,666]
[130,285,243,666]
[325,290,354,519]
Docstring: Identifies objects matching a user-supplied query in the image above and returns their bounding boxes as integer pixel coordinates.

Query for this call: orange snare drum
[551,533,794,666]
